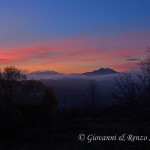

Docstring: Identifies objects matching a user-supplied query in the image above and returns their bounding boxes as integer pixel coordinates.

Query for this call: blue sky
[1,0,150,38]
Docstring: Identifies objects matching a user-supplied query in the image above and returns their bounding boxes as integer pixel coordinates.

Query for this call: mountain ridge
[81,68,117,76]
[29,70,62,75]
[29,68,118,76]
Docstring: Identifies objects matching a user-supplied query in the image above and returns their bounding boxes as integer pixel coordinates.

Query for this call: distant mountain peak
[29,70,61,75]
[81,68,117,76]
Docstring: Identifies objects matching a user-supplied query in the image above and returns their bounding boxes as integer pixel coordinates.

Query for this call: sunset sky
[0,0,150,74]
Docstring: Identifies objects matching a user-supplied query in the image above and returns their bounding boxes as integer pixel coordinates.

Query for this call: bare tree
[87,80,98,119]
[113,50,150,132]
[138,54,150,102]
[114,48,150,104]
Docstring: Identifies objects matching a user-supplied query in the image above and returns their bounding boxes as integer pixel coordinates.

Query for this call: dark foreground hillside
[1,106,150,150]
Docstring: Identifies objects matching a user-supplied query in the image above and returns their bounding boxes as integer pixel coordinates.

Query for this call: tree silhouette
[42,87,58,115]
[0,66,27,105]
[22,80,44,103]
[87,80,98,119]
[113,51,150,131]
[0,66,58,108]
[113,52,150,104]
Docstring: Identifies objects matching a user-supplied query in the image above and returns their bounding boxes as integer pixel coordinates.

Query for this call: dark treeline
[0,66,58,148]
[0,52,150,150]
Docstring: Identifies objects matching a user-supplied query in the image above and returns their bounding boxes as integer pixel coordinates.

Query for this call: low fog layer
[28,73,119,80]
[27,71,140,107]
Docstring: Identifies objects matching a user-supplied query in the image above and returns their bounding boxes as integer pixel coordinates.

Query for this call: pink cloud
[0,30,149,73]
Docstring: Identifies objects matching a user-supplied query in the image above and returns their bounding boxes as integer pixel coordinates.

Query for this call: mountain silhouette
[29,70,62,75]
[81,68,117,76]
[29,68,117,77]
